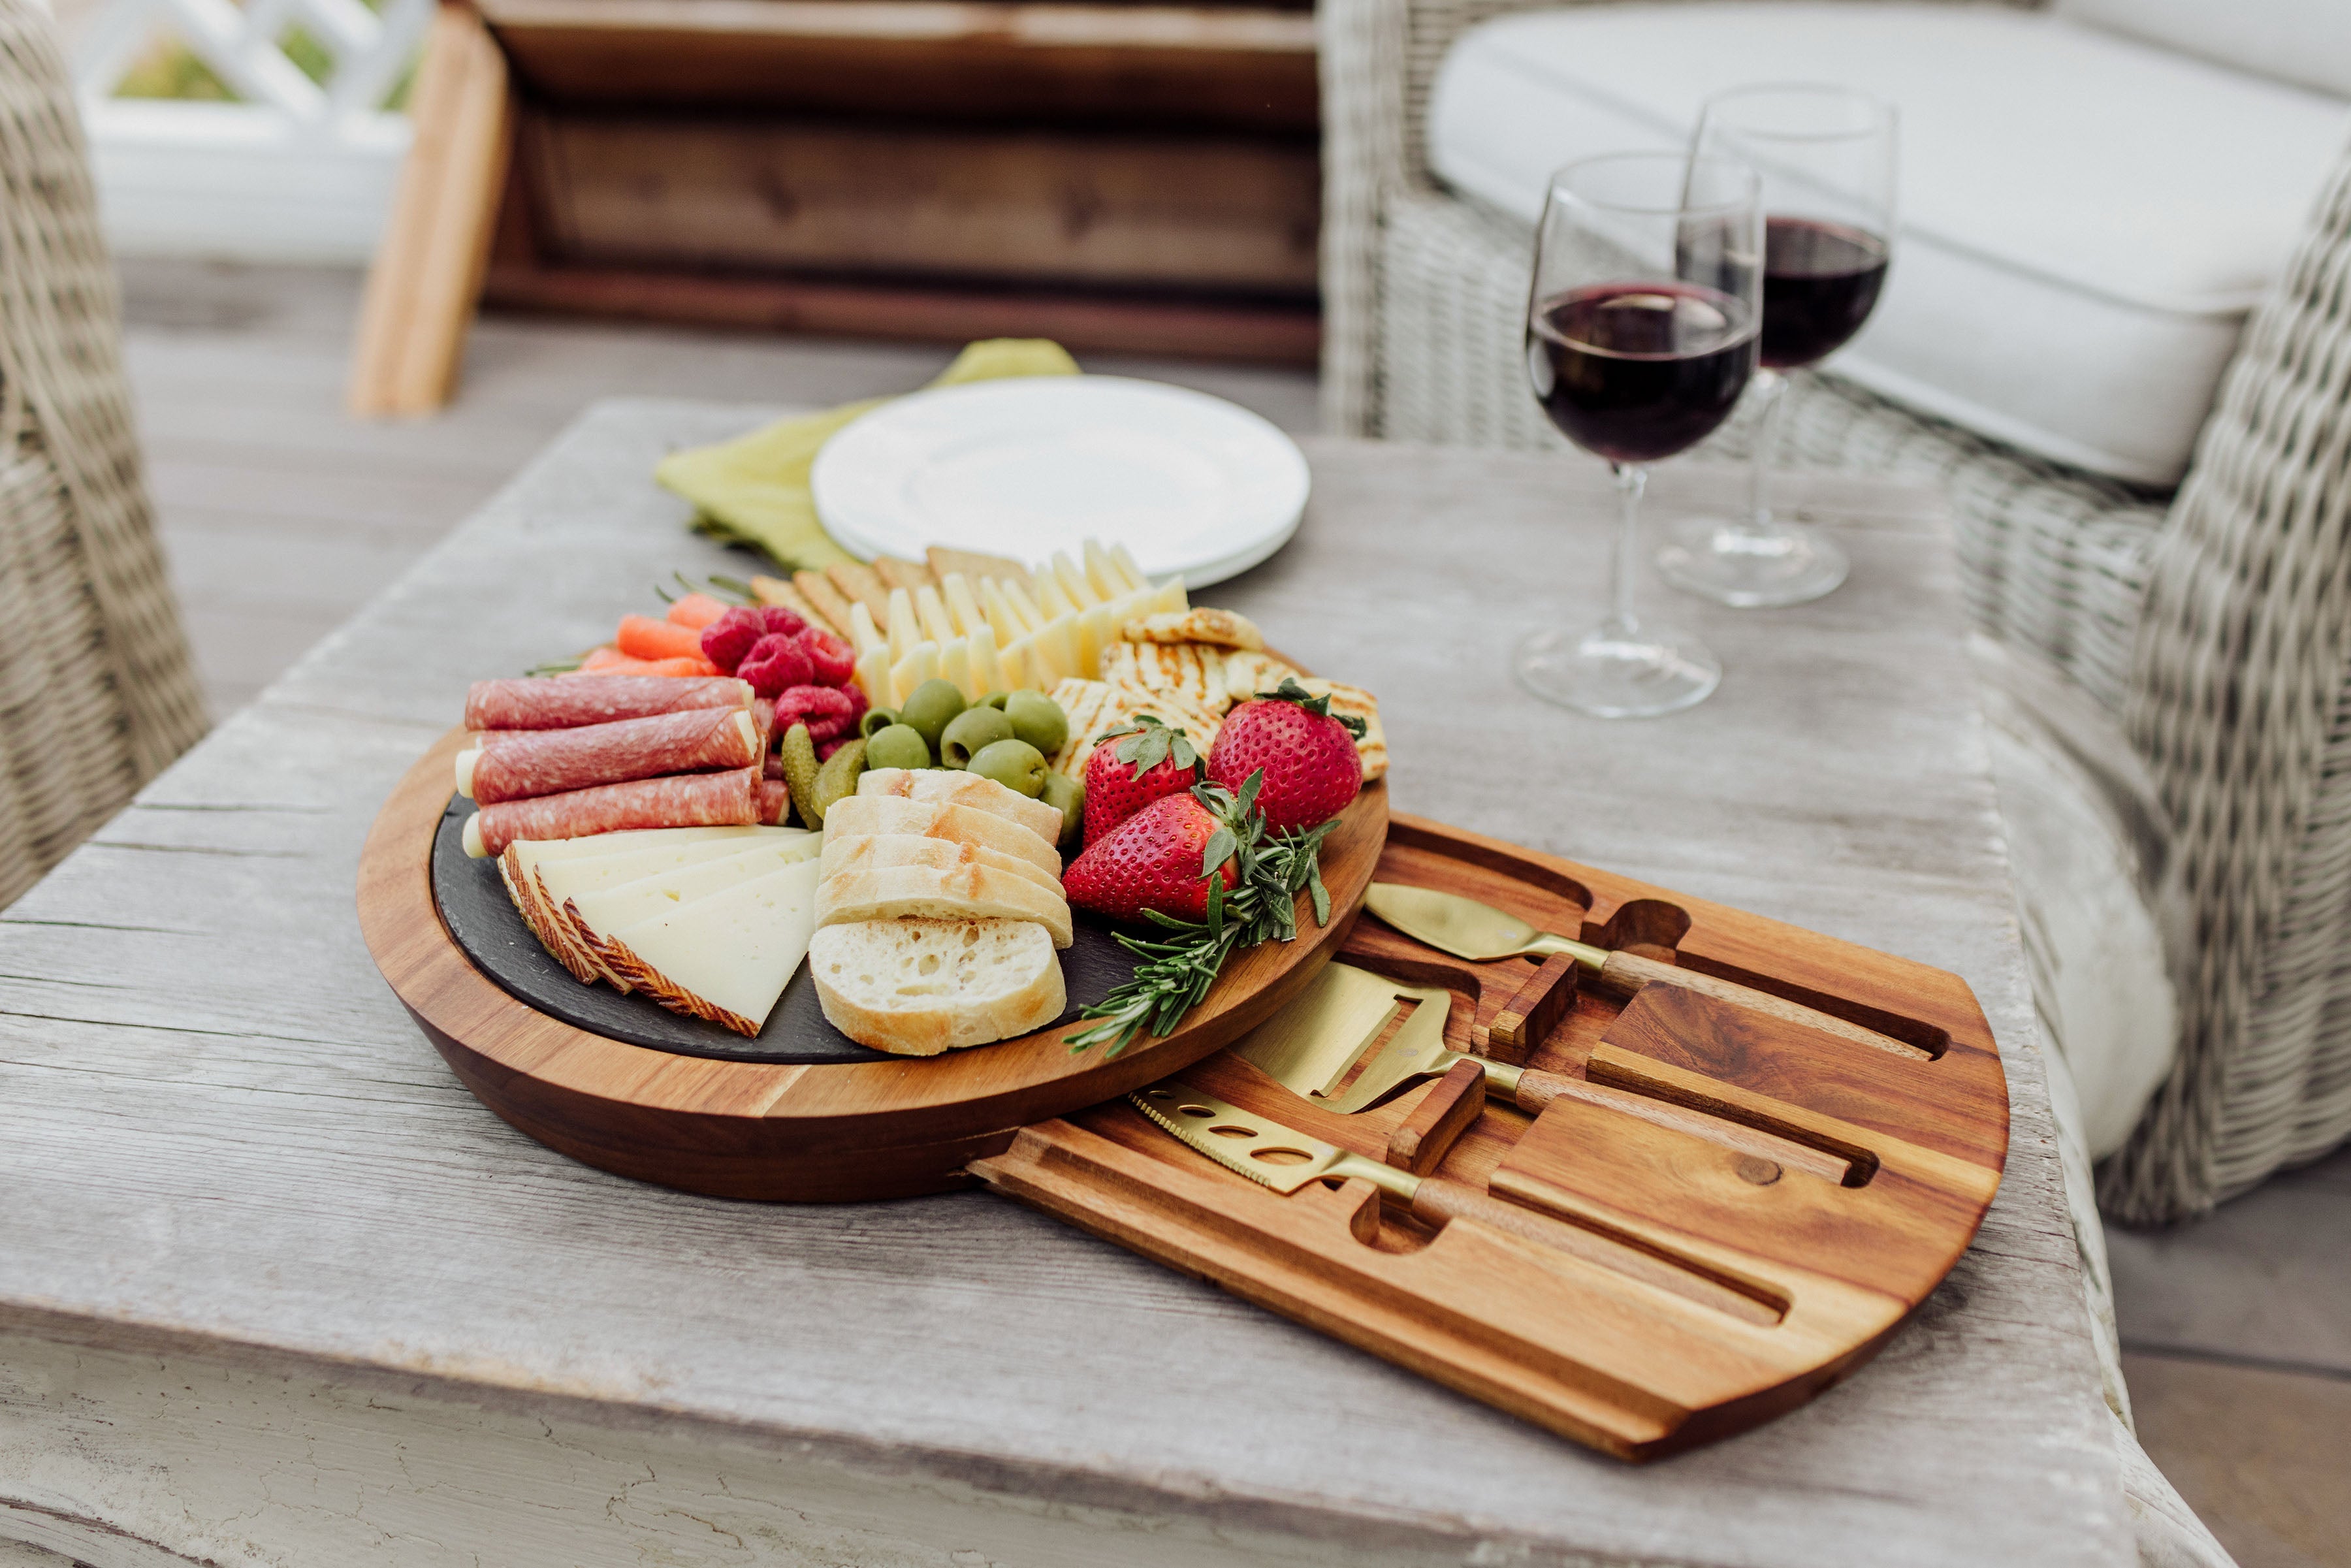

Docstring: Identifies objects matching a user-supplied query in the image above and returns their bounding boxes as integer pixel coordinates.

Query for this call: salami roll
[462,767,760,858]
[462,675,750,732]
[457,708,758,805]
[759,778,792,826]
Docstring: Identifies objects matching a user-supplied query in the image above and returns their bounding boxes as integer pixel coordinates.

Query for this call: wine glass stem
[1608,462,1647,636]
[1744,368,1788,532]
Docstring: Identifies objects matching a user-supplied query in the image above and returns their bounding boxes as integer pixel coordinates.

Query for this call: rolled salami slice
[759,777,792,826]
[462,767,761,858]
[457,708,758,805]
[463,675,750,732]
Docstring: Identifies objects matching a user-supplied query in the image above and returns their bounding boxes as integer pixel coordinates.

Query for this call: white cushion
[2058,0,2351,101]
[1427,4,2351,485]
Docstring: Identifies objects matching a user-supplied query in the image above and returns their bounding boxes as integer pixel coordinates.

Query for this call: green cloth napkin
[656,338,1082,571]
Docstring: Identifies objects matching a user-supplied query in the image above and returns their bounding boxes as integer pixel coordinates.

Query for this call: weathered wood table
[0,402,2131,1567]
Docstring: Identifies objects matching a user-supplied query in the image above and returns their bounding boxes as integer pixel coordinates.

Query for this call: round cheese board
[360,728,1389,1201]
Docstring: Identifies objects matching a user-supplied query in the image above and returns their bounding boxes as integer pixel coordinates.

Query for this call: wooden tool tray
[972,813,2009,1460]
[364,743,2006,1459]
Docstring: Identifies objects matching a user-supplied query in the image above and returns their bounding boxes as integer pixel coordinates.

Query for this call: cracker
[1121,607,1264,650]
[793,570,861,639]
[872,556,935,595]
[752,575,835,635]
[928,546,1033,594]
[824,562,891,621]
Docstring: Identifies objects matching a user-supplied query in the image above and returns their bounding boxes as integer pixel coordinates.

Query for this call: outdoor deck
[119,259,2348,1568]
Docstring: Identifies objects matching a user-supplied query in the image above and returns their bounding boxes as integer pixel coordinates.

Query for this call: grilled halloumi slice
[1221,648,1306,705]
[1109,685,1224,755]
[1099,640,1229,712]
[1121,607,1264,650]
[1046,679,1123,778]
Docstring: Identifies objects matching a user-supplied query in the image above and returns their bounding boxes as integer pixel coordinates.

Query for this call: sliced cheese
[941,573,986,638]
[914,584,957,644]
[939,636,976,699]
[965,624,1003,695]
[890,640,941,705]
[1083,539,1124,601]
[848,600,885,656]
[978,577,1027,645]
[886,587,920,663]
[1050,551,1098,609]
[1108,543,1148,594]
[562,837,826,974]
[855,645,892,708]
[1073,603,1114,679]
[1001,579,1049,635]
[598,858,824,1036]
[511,826,781,862]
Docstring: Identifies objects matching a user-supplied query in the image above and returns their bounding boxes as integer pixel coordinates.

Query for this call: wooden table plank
[0,401,2130,1567]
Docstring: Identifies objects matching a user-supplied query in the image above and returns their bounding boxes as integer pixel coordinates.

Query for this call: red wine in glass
[1759,217,1888,370]
[1529,283,1757,464]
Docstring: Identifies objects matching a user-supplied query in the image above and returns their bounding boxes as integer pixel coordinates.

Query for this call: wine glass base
[1514,622,1721,718]
[1656,517,1849,608]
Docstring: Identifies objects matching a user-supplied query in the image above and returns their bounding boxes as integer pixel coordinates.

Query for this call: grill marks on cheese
[497,825,822,1035]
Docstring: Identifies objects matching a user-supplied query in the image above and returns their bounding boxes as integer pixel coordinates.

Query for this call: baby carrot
[616,613,706,663]
[559,652,721,679]
[666,592,729,630]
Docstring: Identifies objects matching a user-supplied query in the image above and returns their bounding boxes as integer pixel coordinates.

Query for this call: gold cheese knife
[1128,1081,1778,1322]
[1364,882,1925,1060]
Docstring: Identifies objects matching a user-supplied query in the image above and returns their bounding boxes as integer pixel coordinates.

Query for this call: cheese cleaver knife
[1364,882,1925,1059]
[1128,1081,1778,1321]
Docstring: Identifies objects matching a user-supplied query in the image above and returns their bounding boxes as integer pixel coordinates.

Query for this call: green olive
[967,738,1048,798]
[898,678,967,750]
[1003,690,1068,756]
[863,723,931,772]
[1040,769,1085,849]
[977,690,1012,711]
[857,706,899,741]
[938,705,1015,768]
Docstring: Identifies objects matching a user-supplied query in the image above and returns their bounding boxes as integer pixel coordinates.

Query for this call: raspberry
[699,607,766,673]
[737,633,814,698]
[817,734,859,761]
[760,605,808,640]
[801,627,856,686]
[776,682,863,743]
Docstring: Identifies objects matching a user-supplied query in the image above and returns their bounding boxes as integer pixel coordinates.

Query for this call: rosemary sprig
[1066,773,1339,1057]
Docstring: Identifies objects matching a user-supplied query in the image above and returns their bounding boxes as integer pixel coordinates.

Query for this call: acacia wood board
[970,812,2010,1460]
[359,726,1388,1200]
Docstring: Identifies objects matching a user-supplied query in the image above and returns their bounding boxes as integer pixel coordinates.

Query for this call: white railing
[69,0,431,263]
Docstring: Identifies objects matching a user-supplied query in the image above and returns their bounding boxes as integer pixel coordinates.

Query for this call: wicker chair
[1321,0,2351,1228]
[0,0,208,910]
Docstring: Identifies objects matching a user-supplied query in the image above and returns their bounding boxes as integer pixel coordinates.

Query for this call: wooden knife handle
[1595,950,1929,1061]
[1508,1068,1851,1185]
[1407,1177,1778,1326]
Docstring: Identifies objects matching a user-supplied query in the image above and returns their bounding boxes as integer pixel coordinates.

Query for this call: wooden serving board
[357,728,1389,1200]
[969,812,2010,1460]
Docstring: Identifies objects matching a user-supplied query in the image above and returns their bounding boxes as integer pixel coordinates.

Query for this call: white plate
[810,376,1310,588]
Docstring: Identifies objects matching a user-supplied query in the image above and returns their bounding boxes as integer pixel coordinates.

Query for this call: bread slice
[808,919,1064,1055]
[819,795,1061,880]
[816,861,1073,948]
[856,767,1064,848]
[821,831,1062,899]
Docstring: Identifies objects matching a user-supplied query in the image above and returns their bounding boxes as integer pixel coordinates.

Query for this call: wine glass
[1514,152,1762,718]
[1655,85,1896,609]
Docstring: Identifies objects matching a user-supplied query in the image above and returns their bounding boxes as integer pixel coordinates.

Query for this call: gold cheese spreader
[1364,882,1927,1061]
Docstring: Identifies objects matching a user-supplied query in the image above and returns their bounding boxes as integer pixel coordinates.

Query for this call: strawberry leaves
[1260,677,1368,739]
[1108,716,1200,778]
[1066,769,1340,1057]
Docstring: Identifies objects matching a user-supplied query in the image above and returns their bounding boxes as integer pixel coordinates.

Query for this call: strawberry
[1083,716,1203,846]
[1063,790,1239,924]
[1206,678,1367,834]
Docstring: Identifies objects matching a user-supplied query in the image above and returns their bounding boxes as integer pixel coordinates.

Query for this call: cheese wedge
[854,767,1065,847]
[563,837,826,984]
[594,857,824,1036]
[820,795,1062,880]
[505,829,810,982]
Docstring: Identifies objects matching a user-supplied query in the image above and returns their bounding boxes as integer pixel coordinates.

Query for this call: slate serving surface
[429,799,1134,1064]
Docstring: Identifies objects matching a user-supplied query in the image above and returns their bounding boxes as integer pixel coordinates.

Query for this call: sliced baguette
[855,767,1064,848]
[821,831,1062,899]
[808,919,1064,1055]
[819,795,1061,880]
[816,861,1073,948]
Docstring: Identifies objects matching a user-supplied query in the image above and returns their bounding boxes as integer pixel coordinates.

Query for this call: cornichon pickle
[809,737,868,827]
[778,722,823,828]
